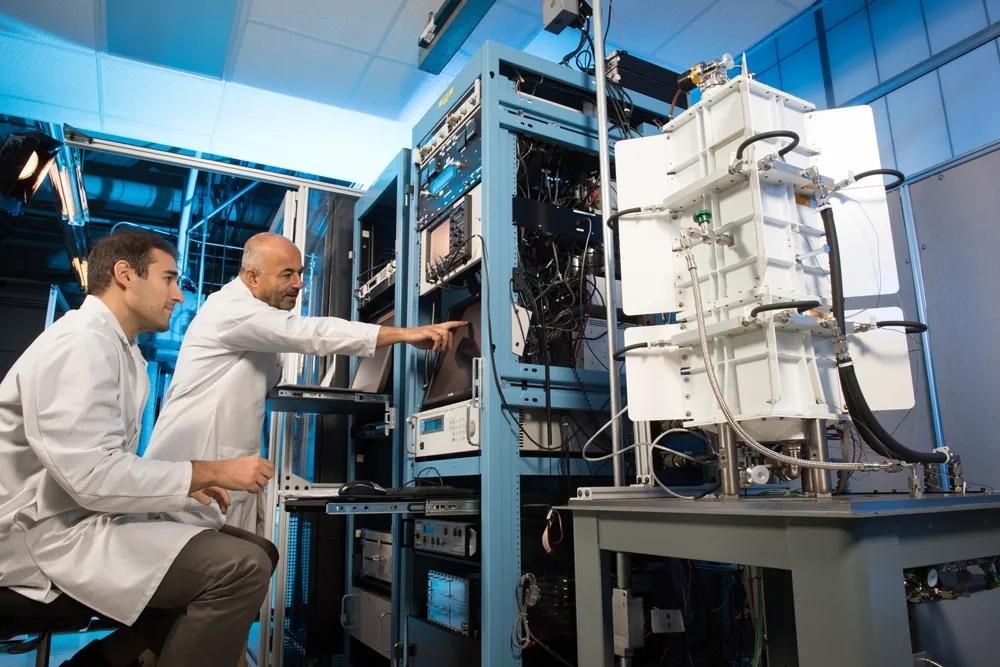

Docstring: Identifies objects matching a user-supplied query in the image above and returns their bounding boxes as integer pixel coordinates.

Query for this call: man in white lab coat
[145,232,466,533]
[0,230,280,667]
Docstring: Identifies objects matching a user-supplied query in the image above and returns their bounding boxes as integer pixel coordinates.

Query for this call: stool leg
[35,632,51,667]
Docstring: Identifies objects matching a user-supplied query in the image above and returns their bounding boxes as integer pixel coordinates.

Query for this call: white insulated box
[616,74,911,435]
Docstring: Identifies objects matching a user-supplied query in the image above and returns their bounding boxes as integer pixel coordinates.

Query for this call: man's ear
[243,269,260,291]
[111,259,134,290]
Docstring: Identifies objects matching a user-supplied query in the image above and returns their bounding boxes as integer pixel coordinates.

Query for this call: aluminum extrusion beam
[63,131,361,196]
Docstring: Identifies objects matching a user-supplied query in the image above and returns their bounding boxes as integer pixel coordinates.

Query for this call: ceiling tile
[100,55,224,135]
[656,0,795,70]
[232,21,370,108]
[352,57,434,120]
[0,0,98,48]
[0,96,101,134]
[0,32,100,110]
[605,0,714,64]
[105,0,238,78]
[377,0,439,64]
[212,82,410,185]
[102,114,212,156]
[249,0,402,53]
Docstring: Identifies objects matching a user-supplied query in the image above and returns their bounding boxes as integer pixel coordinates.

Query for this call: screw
[685,411,692,417]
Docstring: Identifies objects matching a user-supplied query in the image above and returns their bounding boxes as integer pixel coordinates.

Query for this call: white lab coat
[145,278,379,533]
[0,297,208,625]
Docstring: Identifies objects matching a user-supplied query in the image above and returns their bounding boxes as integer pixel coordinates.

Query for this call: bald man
[144,233,466,533]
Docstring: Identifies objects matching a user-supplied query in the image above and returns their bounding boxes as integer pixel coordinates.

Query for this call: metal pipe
[111,220,173,236]
[592,6,634,665]
[187,239,245,252]
[900,185,949,490]
[591,0,624,487]
[718,424,740,498]
[188,181,260,233]
[176,160,200,278]
[196,213,209,305]
[802,419,832,495]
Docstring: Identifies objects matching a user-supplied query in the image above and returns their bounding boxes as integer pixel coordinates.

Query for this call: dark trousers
[121,525,278,667]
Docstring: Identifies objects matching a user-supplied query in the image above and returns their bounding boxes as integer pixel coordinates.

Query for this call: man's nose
[292,274,304,290]
[170,282,184,303]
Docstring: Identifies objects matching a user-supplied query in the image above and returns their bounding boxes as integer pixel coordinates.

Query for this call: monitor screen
[426,217,452,272]
[422,300,481,409]
[349,309,395,393]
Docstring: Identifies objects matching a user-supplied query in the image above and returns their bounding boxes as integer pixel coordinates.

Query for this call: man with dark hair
[0,229,279,667]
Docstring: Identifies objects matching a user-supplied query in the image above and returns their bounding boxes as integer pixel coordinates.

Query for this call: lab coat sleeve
[22,329,193,514]
[216,306,380,357]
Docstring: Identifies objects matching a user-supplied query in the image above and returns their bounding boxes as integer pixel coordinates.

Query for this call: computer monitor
[422,299,481,409]
[350,309,395,393]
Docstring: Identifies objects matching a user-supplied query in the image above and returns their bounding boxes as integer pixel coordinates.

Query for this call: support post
[719,423,741,498]
[802,419,832,495]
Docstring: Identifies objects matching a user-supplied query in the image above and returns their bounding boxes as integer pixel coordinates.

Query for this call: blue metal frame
[347,148,412,663]
[399,42,667,667]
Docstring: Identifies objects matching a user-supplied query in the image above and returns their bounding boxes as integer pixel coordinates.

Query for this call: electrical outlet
[650,608,685,634]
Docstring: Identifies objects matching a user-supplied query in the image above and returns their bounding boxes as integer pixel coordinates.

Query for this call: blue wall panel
[777,11,818,57]
[780,40,826,105]
[923,0,989,54]
[756,63,783,89]
[939,40,1000,156]
[870,0,930,80]
[748,38,779,73]
[828,9,880,104]
[886,71,951,175]
[869,96,897,170]
[987,0,1000,23]
[821,0,867,29]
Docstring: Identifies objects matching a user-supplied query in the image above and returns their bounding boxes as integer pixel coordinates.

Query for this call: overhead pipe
[176,155,201,278]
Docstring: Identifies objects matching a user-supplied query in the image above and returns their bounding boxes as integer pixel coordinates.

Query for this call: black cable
[605,206,642,230]
[876,320,927,334]
[613,341,649,360]
[853,168,905,191]
[748,300,820,318]
[820,206,947,465]
[734,130,800,161]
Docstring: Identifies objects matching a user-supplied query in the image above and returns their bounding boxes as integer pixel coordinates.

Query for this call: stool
[0,588,111,667]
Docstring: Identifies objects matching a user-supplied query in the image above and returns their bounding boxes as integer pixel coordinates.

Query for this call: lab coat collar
[80,295,132,346]
[228,276,254,299]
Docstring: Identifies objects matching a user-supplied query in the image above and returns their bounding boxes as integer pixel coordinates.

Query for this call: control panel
[416,80,482,230]
[413,519,478,558]
[356,259,396,309]
[412,399,480,459]
[419,184,482,295]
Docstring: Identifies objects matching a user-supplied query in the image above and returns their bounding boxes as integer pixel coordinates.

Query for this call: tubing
[749,300,821,318]
[819,206,947,465]
[735,130,800,161]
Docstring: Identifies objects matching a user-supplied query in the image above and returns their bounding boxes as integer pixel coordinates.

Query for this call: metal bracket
[612,588,645,655]
[279,472,331,493]
[384,406,397,432]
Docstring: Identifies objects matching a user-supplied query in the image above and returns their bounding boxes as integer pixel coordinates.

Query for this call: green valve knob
[693,209,712,225]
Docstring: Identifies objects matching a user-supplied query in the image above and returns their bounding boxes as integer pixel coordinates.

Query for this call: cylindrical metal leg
[719,424,740,498]
[803,419,832,495]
